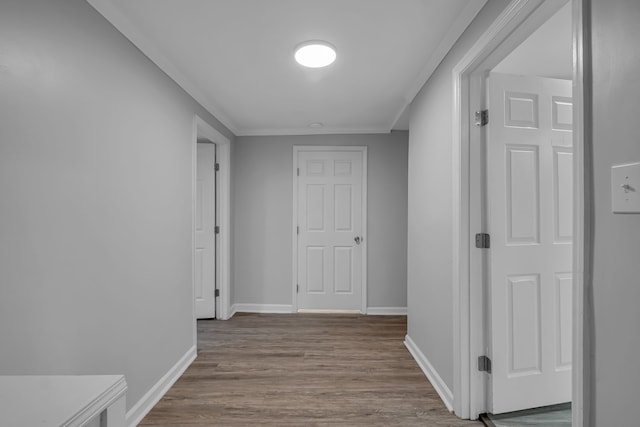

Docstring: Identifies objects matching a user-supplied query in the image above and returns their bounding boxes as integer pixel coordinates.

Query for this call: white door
[296,148,366,312]
[195,142,217,319]
[486,73,573,414]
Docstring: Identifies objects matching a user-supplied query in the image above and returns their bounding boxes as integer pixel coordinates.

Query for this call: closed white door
[487,73,573,414]
[195,142,217,319]
[296,148,365,312]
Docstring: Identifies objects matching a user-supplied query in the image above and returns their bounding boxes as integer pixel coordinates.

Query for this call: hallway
[140,313,482,426]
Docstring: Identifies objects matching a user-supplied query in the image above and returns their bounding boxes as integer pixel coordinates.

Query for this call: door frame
[292,146,368,314]
[451,0,592,424]
[192,116,232,327]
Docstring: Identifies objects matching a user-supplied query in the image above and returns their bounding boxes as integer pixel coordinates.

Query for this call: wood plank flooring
[140,313,483,427]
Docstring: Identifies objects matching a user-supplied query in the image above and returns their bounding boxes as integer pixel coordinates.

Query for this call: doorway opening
[451,0,588,425]
[481,1,574,420]
[192,116,231,334]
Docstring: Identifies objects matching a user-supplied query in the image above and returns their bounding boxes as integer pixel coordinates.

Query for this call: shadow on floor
[480,403,571,427]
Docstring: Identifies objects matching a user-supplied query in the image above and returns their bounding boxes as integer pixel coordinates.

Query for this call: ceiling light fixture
[294,41,336,68]
[309,122,324,128]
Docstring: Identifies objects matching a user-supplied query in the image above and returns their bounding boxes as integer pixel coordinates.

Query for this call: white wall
[0,0,232,416]
[406,0,511,390]
[232,133,408,311]
[590,0,640,424]
[493,2,572,80]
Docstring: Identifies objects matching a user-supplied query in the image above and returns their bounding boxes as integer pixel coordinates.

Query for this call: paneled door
[487,73,573,413]
[295,147,366,312]
[195,142,217,319]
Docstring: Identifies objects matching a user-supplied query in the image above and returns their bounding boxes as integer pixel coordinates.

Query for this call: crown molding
[391,0,488,129]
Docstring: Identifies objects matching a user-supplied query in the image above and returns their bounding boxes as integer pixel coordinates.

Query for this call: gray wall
[406,0,510,390]
[233,133,408,309]
[591,0,640,424]
[0,0,232,414]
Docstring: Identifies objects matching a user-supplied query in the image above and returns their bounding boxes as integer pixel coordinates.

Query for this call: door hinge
[478,355,492,373]
[214,163,220,172]
[475,233,490,249]
[475,109,489,127]
[214,289,220,297]
[215,226,220,234]
[297,168,300,176]
[296,226,299,235]
[296,284,299,293]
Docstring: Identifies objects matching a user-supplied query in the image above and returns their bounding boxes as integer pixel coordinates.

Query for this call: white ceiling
[87,0,486,136]
[494,2,572,79]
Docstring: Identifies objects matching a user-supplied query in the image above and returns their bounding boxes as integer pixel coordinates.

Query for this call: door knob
[354,236,361,245]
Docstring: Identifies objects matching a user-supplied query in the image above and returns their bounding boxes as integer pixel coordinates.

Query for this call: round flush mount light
[308,122,324,129]
[294,41,337,68]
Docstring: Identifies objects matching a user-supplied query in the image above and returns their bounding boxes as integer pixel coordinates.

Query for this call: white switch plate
[612,162,640,213]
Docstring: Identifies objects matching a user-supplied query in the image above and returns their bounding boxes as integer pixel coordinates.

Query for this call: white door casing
[195,142,217,319]
[293,147,367,313]
[192,115,230,324]
[486,73,573,414]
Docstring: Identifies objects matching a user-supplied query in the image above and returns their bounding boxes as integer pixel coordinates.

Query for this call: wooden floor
[140,313,483,427]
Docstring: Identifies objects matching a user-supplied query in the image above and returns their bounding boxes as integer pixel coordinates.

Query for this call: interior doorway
[482,2,574,418]
[193,116,231,325]
[451,0,587,424]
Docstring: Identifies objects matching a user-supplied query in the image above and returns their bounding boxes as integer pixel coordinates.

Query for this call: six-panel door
[487,73,573,414]
[296,149,364,311]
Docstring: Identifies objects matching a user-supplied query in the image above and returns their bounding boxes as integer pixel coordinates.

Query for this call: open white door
[295,147,366,312]
[486,73,573,413]
[195,142,217,319]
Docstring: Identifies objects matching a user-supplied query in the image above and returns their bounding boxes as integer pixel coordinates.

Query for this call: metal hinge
[215,226,220,234]
[214,289,220,297]
[297,226,299,235]
[475,233,490,249]
[475,109,489,127]
[297,168,300,176]
[215,163,220,172]
[478,355,492,373]
[296,284,299,293]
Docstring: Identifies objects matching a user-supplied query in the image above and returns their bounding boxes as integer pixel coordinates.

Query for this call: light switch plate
[612,162,640,213]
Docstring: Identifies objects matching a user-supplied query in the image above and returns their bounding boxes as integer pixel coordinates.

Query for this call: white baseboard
[367,307,408,315]
[126,345,197,426]
[298,309,361,314]
[231,305,407,315]
[233,303,294,314]
[228,304,238,318]
[404,335,454,412]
